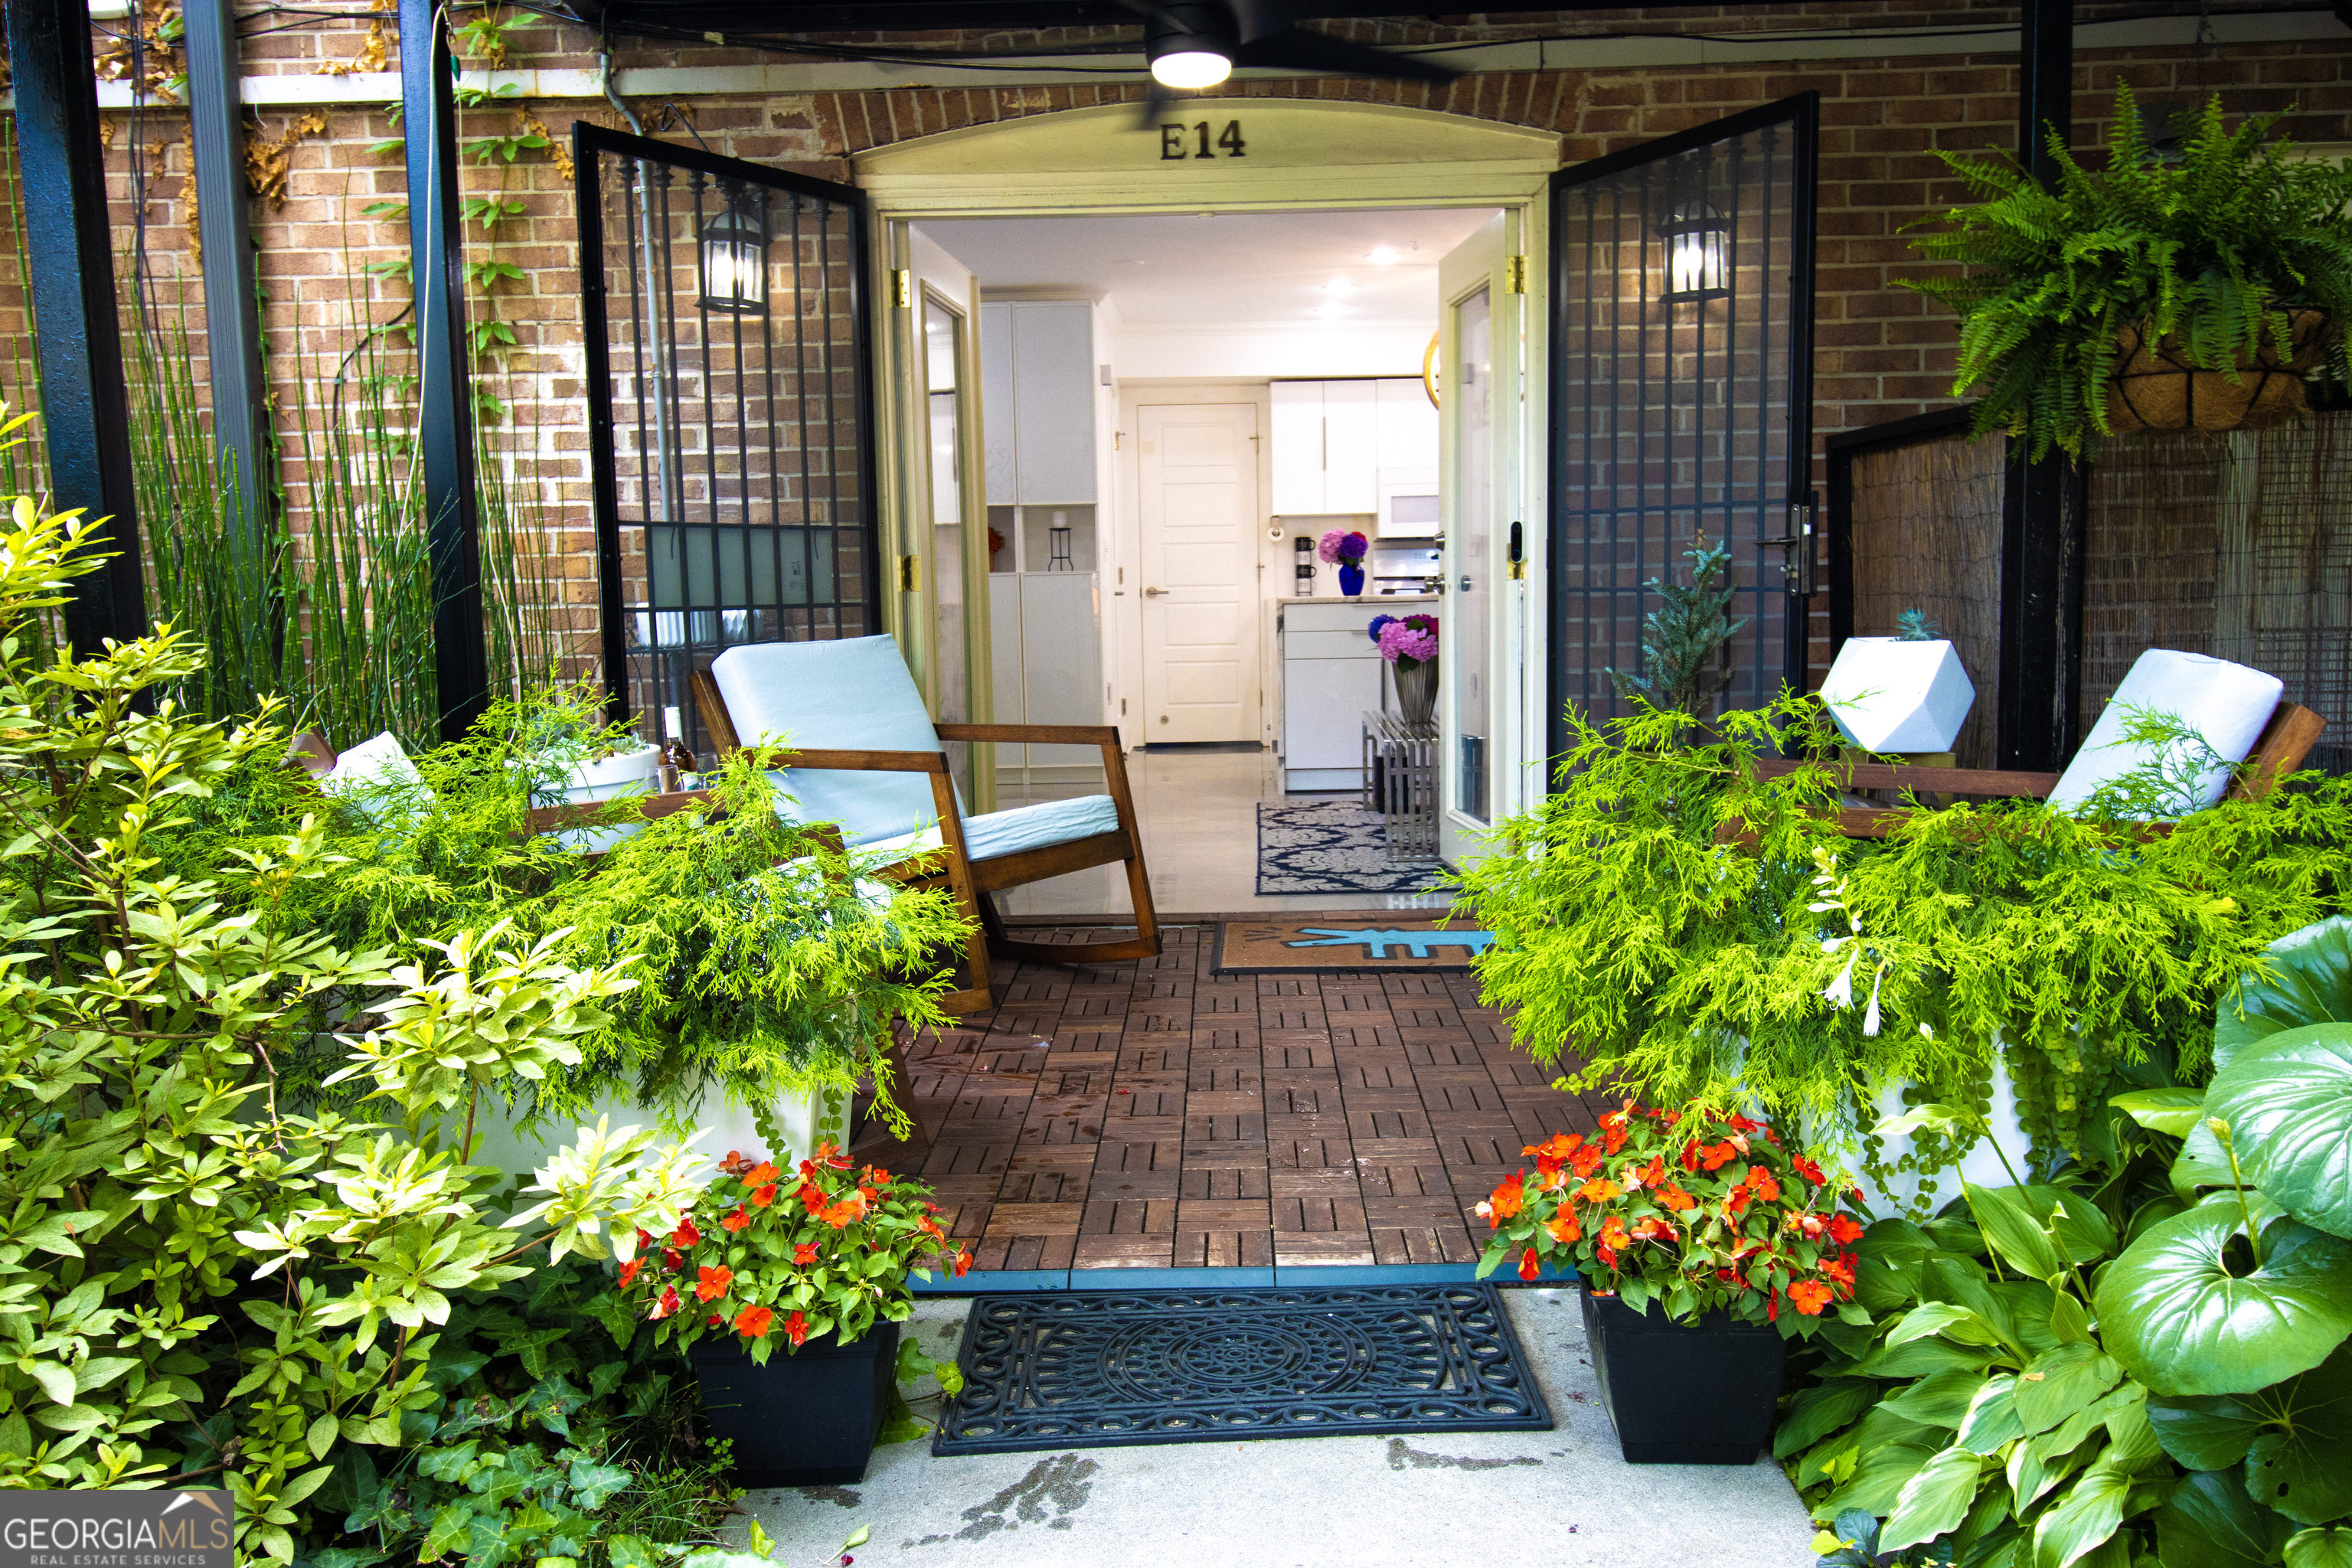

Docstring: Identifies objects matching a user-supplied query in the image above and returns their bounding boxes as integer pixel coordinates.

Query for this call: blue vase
[1338,564,1365,597]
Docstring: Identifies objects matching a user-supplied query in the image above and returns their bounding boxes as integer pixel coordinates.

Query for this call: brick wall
[5,4,2351,688]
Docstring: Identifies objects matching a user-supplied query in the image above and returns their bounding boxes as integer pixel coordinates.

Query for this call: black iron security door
[576,125,880,747]
[1548,94,1819,762]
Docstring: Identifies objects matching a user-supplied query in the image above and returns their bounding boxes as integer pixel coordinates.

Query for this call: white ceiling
[916,207,1500,331]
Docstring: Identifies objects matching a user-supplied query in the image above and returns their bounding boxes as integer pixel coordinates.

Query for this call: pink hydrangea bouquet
[1317,529,1369,564]
[1367,611,1439,670]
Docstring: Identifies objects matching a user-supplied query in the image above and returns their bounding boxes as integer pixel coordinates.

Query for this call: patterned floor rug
[1211,916,1492,973]
[932,1285,1551,1454]
[1256,799,1451,894]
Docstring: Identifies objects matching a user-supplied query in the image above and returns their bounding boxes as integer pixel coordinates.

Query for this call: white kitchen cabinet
[1279,599,1383,792]
[991,572,1104,782]
[1272,378,1433,517]
[980,301,1098,506]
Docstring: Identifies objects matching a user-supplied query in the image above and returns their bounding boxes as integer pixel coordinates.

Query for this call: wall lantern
[1658,200,1730,303]
[698,184,769,315]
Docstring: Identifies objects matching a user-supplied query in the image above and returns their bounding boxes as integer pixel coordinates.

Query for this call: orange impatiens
[1478,1099,1868,1338]
[622,1145,973,1365]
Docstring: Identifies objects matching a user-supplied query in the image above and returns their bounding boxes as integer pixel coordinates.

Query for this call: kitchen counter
[1276,593,1438,606]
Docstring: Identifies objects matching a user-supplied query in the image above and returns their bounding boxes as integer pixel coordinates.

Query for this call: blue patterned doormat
[1256,799,1450,894]
[1211,917,1494,973]
[931,1285,1551,1454]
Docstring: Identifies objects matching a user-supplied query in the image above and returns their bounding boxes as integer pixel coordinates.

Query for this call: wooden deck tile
[902,929,1600,1276]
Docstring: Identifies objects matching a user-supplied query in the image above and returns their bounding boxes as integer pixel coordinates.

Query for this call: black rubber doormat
[931,1285,1551,1455]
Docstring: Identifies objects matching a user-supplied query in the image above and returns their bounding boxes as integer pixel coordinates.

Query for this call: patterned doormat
[1256,799,1450,894]
[1212,916,1494,972]
[931,1285,1550,1454]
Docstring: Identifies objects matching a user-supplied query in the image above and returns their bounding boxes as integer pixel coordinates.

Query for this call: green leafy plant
[1461,698,2352,1195]
[0,493,723,1560]
[1783,915,2352,1567]
[1473,1100,1870,1332]
[618,1145,969,1363]
[1605,535,1747,722]
[1894,609,1944,642]
[1905,83,2352,460]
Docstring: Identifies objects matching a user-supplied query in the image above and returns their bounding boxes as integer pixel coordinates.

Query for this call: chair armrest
[1752,757,2063,798]
[739,745,952,776]
[937,723,1122,746]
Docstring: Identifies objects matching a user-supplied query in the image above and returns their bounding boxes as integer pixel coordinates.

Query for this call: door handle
[1144,586,1168,596]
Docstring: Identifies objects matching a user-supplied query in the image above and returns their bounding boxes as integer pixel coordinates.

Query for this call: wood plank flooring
[864,926,1613,1274]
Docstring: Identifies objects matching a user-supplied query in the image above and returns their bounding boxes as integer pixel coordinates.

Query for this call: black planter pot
[690,1320,900,1486]
[1580,1286,1785,1465]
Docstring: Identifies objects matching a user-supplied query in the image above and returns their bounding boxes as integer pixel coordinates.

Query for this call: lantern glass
[1659,201,1729,302]
[697,188,769,315]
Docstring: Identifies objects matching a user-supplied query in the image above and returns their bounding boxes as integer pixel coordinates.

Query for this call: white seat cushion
[711,636,961,846]
[858,794,1123,864]
[2046,649,2283,819]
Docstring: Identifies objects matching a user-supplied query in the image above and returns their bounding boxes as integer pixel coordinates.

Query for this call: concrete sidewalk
[740,1287,1823,1568]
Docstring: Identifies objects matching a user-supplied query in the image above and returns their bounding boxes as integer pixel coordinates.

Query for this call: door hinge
[893,269,913,308]
[898,554,920,592]
[1504,255,1529,294]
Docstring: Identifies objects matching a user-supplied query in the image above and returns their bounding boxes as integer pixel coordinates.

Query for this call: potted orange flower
[615,1142,972,1485]
[1475,1099,1866,1465]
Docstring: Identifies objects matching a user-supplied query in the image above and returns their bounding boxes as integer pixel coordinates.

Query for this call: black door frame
[1544,91,1821,766]
[573,123,883,724]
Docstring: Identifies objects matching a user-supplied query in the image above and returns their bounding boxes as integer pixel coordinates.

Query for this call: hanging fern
[1903,83,2352,460]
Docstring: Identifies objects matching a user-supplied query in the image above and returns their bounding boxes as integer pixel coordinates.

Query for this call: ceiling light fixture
[1147,2,1235,89]
[1366,247,1402,266]
[1314,302,1345,318]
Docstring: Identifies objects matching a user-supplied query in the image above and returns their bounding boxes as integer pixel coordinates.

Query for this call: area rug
[1255,800,1450,894]
[931,1285,1550,1454]
[1211,916,1493,973]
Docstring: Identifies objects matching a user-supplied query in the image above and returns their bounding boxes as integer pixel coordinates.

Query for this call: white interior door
[1438,212,1524,866]
[1138,401,1261,743]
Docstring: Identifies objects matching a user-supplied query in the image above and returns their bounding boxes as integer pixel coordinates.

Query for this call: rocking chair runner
[688,635,1161,1011]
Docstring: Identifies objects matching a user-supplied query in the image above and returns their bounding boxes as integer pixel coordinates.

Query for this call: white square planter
[464,1082,824,1191]
[542,743,663,854]
[1820,638,1976,754]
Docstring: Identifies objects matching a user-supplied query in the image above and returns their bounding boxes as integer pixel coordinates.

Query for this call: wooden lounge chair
[688,635,1161,1012]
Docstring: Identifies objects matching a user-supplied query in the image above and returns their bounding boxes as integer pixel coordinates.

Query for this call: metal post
[1998,0,2079,770]
[184,0,267,558]
[399,0,490,739]
[7,0,147,650]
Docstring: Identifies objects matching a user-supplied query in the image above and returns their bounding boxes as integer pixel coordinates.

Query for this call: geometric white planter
[1805,1040,2038,1221]
[540,743,665,854]
[1820,638,1976,754]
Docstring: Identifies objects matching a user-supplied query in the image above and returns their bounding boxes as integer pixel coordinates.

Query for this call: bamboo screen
[1844,429,2006,769]
[2085,416,2352,779]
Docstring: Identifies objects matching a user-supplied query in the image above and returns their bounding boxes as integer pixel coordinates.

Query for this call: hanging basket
[2105,309,2333,436]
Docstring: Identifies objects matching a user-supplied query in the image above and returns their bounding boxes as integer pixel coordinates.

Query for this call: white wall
[1112,322,1429,382]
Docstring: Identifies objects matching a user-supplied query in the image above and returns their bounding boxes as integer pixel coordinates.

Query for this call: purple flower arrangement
[1367,612,1439,670]
[1317,529,1370,564]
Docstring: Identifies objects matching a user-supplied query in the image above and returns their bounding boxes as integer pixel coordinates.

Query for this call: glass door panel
[1453,286,1494,822]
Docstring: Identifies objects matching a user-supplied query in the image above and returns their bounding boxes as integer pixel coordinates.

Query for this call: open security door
[1547,94,1819,763]
[576,125,880,753]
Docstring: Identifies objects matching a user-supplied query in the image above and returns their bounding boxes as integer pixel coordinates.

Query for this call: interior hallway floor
[865,926,1611,1282]
[987,746,1455,918]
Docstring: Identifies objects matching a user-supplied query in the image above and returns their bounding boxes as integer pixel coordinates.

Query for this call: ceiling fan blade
[1233,26,1459,83]
[1132,75,1176,130]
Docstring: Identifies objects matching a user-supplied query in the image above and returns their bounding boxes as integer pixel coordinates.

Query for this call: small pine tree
[1607,536,1749,719]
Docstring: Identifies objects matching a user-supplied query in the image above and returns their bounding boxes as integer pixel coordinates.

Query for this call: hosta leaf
[2209,1024,2352,1240]
[2242,1344,2352,1525]
[1961,1374,2027,1454]
[1821,1442,1941,1518]
[1775,1377,1877,1459]
[1881,1446,1986,1551]
[2215,916,2352,1070]
[2032,1468,2131,1568]
[2015,1343,2124,1435]
[1971,1185,2068,1281]
[2111,1087,2207,1138]
[2147,1389,2267,1471]
[2156,1469,2295,1568]
[2287,1527,2352,1568]
[1885,1368,1993,1429]
[2096,1202,2352,1395]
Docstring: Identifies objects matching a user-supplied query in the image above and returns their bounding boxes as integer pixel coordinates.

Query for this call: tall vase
[1394,658,1438,724]
[1338,564,1365,597]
